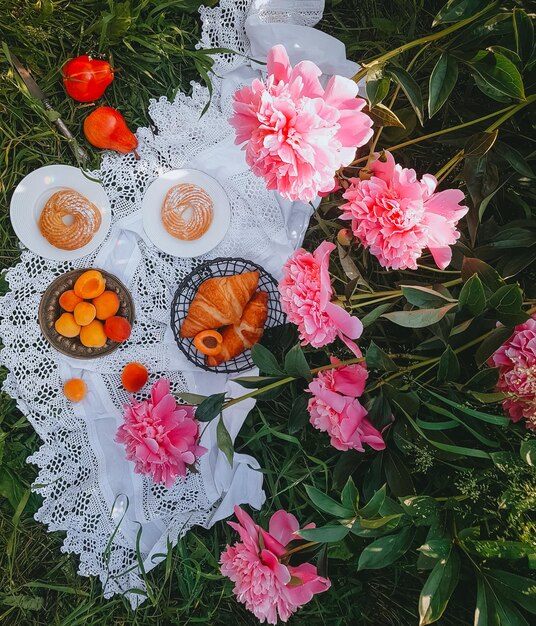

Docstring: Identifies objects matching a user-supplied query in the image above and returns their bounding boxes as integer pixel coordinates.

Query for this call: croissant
[180,271,260,338]
[207,291,268,366]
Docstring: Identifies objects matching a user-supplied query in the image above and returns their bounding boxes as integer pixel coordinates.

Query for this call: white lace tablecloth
[0,0,359,606]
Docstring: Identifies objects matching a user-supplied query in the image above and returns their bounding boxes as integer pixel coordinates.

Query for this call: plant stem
[352,4,497,83]
[283,541,318,558]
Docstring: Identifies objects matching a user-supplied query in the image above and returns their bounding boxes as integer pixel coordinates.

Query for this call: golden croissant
[180,271,260,338]
[207,291,268,366]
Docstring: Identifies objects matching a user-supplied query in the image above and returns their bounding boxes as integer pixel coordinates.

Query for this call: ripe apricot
[73,301,97,326]
[59,289,83,312]
[64,378,87,402]
[104,316,131,342]
[74,270,106,299]
[79,319,107,348]
[55,312,81,338]
[121,362,148,393]
[92,290,120,320]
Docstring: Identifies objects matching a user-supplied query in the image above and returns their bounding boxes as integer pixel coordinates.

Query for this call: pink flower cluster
[279,241,363,354]
[489,316,536,430]
[230,45,373,203]
[220,506,330,624]
[116,379,207,487]
[308,358,385,451]
[340,151,468,271]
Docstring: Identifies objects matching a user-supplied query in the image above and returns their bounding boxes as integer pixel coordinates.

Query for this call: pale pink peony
[230,44,373,203]
[340,151,468,270]
[116,379,207,487]
[279,241,363,353]
[489,316,536,430]
[308,357,385,452]
[220,506,330,624]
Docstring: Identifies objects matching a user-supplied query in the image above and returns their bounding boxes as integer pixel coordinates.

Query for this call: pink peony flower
[340,151,468,270]
[220,506,330,624]
[115,379,207,487]
[279,241,363,353]
[230,44,373,203]
[489,316,536,430]
[308,357,385,452]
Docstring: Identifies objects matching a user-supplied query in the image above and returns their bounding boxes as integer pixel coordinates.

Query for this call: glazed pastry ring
[161,183,214,241]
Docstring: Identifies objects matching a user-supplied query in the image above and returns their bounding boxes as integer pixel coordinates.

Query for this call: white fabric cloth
[0,0,358,607]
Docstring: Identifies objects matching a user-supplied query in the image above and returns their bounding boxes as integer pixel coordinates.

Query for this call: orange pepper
[193,330,223,356]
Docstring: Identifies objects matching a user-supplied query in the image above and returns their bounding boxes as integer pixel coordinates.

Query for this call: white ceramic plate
[10,164,111,261]
[141,169,231,258]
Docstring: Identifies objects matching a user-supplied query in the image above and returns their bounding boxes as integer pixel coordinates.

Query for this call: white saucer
[141,169,231,258]
[10,164,111,261]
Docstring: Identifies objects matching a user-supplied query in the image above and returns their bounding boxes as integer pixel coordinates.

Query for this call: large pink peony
[116,379,207,487]
[220,506,330,624]
[308,357,385,452]
[340,151,468,270]
[230,44,373,203]
[489,316,536,430]
[279,241,363,353]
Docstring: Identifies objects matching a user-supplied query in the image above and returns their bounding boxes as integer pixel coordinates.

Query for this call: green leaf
[433,0,488,26]
[458,274,487,316]
[419,549,460,625]
[400,496,439,526]
[359,485,387,518]
[175,392,207,405]
[366,68,390,107]
[382,303,457,328]
[341,477,359,513]
[357,514,403,529]
[385,450,415,497]
[366,341,397,372]
[388,66,424,125]
[284,344,312,381]
[461,257,504,293]
[423,388,510,426]
[288,393,310,434]
[358,526,414,571]
[438,346,460,382]
[362,302,394,327]
[418,539,452,561]
[464,130,499,158]
[428,53,458,117]
[496,142,535,179]
[464,539,535,560]
[464,367,499,392]
[488,284,523,314]
[475,327,514,366]
[216,417,234,467]
[401,285,454,308]
[305,485,354,518]
[195,393,226,422]
[366,103,406,128]
[513,9,534,64]
[250,344,284,375]
[487,569,536,614]
[233,375,285,389]
[299,525,350,543]
[520,440,536,466]
[475,574,497,626]
[469,50,525,100]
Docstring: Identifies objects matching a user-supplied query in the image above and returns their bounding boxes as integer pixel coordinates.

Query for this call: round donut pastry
[161,183,214,241]
[39,189,102,251]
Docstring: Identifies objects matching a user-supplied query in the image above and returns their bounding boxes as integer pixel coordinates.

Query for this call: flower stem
[283,541,318,558]
[352,4,497,83]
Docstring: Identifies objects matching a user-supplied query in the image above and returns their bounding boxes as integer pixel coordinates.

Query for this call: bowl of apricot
[38,268,135,359]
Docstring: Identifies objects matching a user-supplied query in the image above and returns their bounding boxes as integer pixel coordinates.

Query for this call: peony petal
[268,510,300,547]
[267,44,291,83]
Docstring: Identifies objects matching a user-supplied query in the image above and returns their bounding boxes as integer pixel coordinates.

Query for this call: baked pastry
[207,291,268,366]
[161,183,214,240]
[180,271,260,338]
[39,189,102,251]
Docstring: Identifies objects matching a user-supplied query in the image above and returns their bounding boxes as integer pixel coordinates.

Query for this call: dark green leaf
[513,9,534,64]
[520,440,536,466]
[469,50,525,100]
[488,569,536,614]
[358,526,414,570]
[366,341,397,372]
[433,0,488,26]
[195,393,226,422]
[362,302,395,327]
[250,344,284,375]
[428,53,458,117]
[233,375,285,389]
[458,274,486,315]
[305,485,354,518]
[382,303,457,328]
[299,525,350,543]
[341,477,359,513]
[359,485,387,518]
[357,514,403,529]
[176,392,206,405]
[284,344,312,381]
[496,142,535,178]
[419,539,452,560]
[461,257,504,293]
[401,285,454,308]
[366,68,390,107]
[475,574,497,626]
[465,539,535,560]
[437,346,460,382]
[400,496,439,525]
[388,65,424,125]
[385,450,415,496]
[488,284,523,313]
[367,391,394,431]
[423,388,510,425]
[475,327,514,366]
[288,393,310,434]
[464,130,499,158]
[419,549,460,625]
[463,367,499,393]
[216,417,234,467]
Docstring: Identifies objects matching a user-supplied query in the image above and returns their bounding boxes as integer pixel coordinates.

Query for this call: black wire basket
[171,257,286,373]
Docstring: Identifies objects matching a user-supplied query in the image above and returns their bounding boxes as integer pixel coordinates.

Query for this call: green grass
[1,1,533,624]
